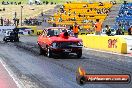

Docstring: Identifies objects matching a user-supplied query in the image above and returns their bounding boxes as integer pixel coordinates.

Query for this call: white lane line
[0,57,25,88]
[83,48,132,58]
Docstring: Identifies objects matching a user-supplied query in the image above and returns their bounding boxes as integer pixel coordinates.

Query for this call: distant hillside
[0,0,64,4]
[0,0,131,4]
[0,5,55,20]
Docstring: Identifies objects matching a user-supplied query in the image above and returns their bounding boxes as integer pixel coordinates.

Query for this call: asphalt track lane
[1,42,132,88]
[0,36,132,88]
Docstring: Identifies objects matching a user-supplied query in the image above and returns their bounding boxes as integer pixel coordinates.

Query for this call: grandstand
[114,3,132,30]
[48,1,113,31]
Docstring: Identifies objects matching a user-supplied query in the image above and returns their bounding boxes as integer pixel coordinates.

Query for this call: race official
[72,22,80,38]
[94,19,102,35]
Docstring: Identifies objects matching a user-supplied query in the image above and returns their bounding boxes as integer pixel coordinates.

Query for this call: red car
[37,27,83,58]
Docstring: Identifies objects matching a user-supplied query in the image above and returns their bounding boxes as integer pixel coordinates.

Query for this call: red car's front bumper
[50,47,82,54]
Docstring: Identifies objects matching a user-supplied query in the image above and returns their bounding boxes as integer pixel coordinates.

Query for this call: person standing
[72,22,79,38]
[0,17,3,26]
[128,26,132,35]
[116,24,124,35]
[94,19,102,35]
[105,25,111,36]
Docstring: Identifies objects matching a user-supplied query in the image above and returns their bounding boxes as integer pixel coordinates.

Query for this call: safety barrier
[19,26,44,35]
[79,35,127,54]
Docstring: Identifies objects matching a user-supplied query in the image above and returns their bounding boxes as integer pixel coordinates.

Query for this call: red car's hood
[49,36,82,42]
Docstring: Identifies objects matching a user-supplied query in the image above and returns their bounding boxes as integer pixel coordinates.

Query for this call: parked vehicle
[3,28,19,42]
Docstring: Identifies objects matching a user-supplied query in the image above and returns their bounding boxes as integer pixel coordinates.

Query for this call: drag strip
[0,36,132,88]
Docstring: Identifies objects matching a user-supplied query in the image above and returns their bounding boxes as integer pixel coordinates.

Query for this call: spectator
[87,9,90,12]
[16,18,19,26]
[53,23,56,27]
[73,11,76,15]
[68,11,71,16]
[3,8,5,11]
[46,1,49,5]
[97,9,101,14]
[7,19,10,26]
[14,2,17,5]
[78,13,81,17]
[2,1,5,5]
[0,17,3,26]
[124,1,127,4]
[41,12,44,16]
[128,26,132,35]
[105,25,111,36]
[18,2,21,5]
[116,24,122,35]
[83,4,88,8]
[13,18,17,26]
[64,10,67,15]
[110,1,113,4]
[51,16,54,21]
[43,1,45,4]
[58,17,62,22]
[118,24,125,35]
[99,2,103,6]
[94,19,102,35]
[83,18,89,23]
[72,17,76,21]
[4,18,7,26]
[11,2,13,5]
[113,1,116,5]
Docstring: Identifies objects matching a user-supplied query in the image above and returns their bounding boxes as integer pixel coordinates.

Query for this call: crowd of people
[0,17,18,26]
[0,7,5,11]
[59,5,111,16]
[50,1,112,28]
[24,18,42,26]
[29,1,56,5]
[0,17,42,26]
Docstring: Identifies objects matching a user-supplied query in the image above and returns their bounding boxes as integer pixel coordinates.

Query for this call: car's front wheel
[39,46,45,55]
[47,46,53,58]
[76,50,82,58]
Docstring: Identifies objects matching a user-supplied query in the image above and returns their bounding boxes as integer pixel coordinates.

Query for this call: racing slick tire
[3,38,7,42]
[14,38,19,42]
[76,50,82,58]
[47,46,53,58]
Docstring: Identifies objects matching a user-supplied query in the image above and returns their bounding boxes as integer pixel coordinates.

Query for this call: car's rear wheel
[76,50,82,58]
[47,46,52,58]
[3,38,6,42]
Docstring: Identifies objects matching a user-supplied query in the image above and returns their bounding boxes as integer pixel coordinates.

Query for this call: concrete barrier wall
[79,35,127,54]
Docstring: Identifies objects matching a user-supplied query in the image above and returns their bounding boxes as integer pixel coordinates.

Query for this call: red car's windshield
[47,28,67,36]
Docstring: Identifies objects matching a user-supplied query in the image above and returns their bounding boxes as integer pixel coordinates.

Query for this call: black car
[3,28,19,42]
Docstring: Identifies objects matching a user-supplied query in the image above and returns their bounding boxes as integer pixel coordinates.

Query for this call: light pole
[21,6,23,26]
